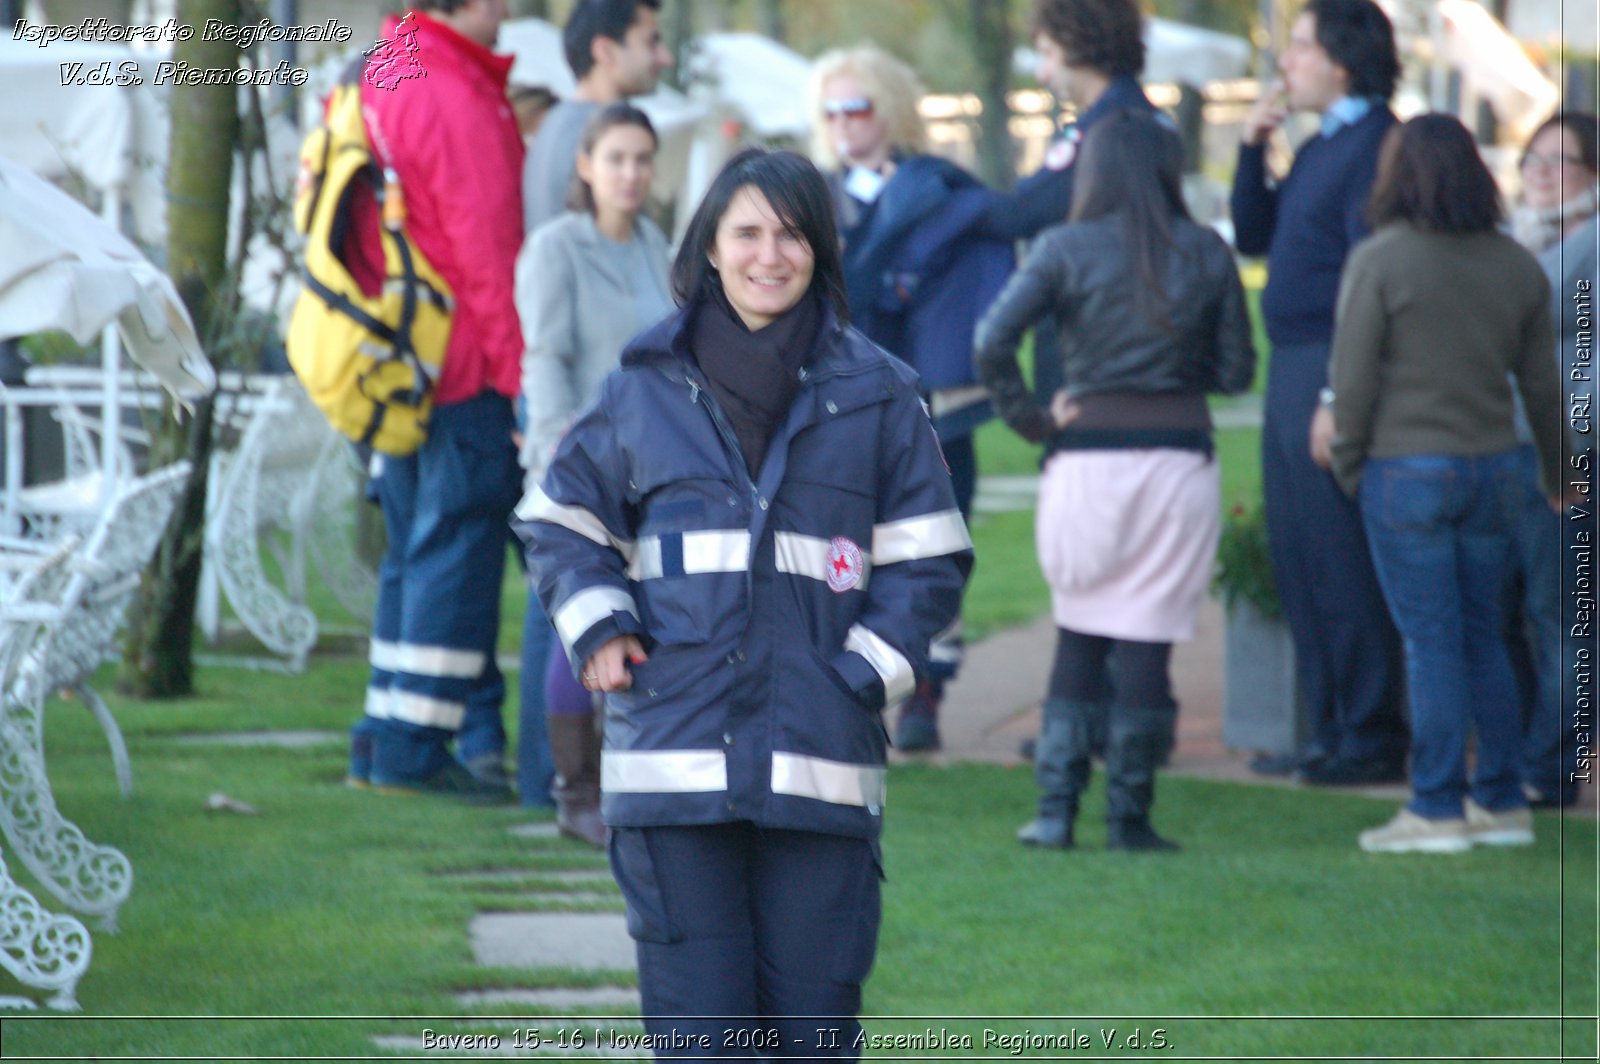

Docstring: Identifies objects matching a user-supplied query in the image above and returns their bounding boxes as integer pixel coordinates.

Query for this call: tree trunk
[967,0,1014,189]
[662,0,693,91]
[119,0,239,699]
[756,0,785,44]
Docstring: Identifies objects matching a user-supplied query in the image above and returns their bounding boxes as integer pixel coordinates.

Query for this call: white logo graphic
[826,537,864,593]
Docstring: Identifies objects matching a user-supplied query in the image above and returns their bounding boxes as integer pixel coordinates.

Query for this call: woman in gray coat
[514,103,673,844]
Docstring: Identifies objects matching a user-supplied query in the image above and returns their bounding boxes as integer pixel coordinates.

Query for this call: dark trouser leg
[610,824,880,1062]
[896,434,975,752]
[371,394,522,791]
[354,450,418,785]
[1263,343,1407,770]
[1104,639,1179,851]
[1506,447,1574,803]
[546,668,605,846]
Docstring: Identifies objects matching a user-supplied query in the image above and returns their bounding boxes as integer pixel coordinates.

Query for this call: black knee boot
[1105,703,1180,852]
[1017,699,1102,849]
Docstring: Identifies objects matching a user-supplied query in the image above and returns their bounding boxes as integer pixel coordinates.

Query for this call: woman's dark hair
[1521,111,1600,175]
[1068,108,1190,332]
[671,148,849,323]
[567,102,658,214]
[1369,113,1503,233]
[1305,0,1399,101]
[1028,0,1145,79]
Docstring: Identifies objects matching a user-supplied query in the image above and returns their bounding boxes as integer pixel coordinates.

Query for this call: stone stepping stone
[508,822,561,839]
[470,912,636,971]
[172,730,343,748]
[455,986,640,1009]
[495,892,618,907]
[442,868,611,886]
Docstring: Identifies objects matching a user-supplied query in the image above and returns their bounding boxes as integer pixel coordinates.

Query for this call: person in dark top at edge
[1229,0,1409,788]
[808,0,1161,754]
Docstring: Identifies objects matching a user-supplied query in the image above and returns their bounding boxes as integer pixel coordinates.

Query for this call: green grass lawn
[4,688,1594,1059]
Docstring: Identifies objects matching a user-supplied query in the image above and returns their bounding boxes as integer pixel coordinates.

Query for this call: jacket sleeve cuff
[570,612,648,670]
[831,649,889,712]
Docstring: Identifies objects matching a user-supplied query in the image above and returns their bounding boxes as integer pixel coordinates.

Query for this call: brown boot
[548,711,606,848]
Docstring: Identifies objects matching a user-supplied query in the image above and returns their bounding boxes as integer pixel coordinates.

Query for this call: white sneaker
[1359,808,1471,854]
[1465,800,1535,847]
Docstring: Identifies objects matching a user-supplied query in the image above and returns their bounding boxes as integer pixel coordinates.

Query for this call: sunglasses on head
[823,98,874,119]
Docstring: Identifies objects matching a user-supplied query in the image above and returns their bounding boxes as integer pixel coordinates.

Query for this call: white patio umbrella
[0,157,214,398]
[0,157,215,520]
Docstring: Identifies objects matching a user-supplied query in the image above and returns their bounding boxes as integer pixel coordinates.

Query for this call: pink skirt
[1034,449,1220,642]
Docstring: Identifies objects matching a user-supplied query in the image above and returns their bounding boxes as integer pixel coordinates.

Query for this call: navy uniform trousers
[609,822,881,1061]
[358,392,523,783]
[1262,342,1408,764]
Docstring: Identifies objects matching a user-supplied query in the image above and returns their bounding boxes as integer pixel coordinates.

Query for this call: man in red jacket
[347,0,526,800]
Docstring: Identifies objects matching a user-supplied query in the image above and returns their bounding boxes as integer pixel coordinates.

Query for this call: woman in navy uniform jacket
[514,148,971,1057]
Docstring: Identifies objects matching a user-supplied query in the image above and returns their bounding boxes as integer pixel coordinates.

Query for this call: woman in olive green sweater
[1321,114,1568,855]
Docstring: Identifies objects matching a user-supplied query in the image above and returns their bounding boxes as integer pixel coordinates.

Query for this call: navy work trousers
[1262,342,1407,763]
[362,392,522,783]
[609,822,881,1061]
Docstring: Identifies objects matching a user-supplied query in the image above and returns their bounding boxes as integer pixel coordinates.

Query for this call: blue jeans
[1359,451,1528,818]
[1503,447,1577,800]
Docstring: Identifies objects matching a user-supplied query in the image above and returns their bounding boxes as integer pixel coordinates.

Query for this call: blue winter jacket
[513,302,973,840]
[842,155,1017,400]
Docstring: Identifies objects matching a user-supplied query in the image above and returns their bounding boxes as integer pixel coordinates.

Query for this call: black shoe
[462,753,514,791]
[373,761,515,805]
[895,682,942,752]
[1107,819,1180,852]
[1525,783,1579,810]
[1248,752,1301,776]
[1297,755,1406,787]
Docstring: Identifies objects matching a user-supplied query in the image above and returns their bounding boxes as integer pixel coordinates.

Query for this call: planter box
[1221,600,1307,756]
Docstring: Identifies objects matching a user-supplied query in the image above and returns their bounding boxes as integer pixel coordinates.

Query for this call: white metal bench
[197,376,374,669]
[0,463,189,943]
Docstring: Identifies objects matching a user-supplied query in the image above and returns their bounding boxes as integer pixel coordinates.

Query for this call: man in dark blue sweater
[1230,0,1408,786]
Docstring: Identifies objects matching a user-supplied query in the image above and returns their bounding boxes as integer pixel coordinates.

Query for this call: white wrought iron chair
[0,462,189,935]
[198,377,373,669]
[0,537,94,1010]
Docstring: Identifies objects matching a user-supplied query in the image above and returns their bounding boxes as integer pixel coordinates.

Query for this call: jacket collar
[1076,75,1151,130]
[394,9,516,91]
[624,298,860,379]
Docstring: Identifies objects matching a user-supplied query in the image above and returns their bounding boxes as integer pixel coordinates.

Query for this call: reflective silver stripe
[553,585,640,652]
[629,530,751,580]
[387,690,465,730]
[368,638,400,671]
[515,485,635,559]
[845,623,915,704]
[773,531,871,590]
[872,509,972,565]
[771,752,886,809]
[364,686,391,720]
[929,617,964,664]
[601,750,728,793]
[390,642,485,679]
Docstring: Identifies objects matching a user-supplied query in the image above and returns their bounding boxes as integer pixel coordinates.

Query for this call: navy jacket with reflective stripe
[513,302,972,839]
